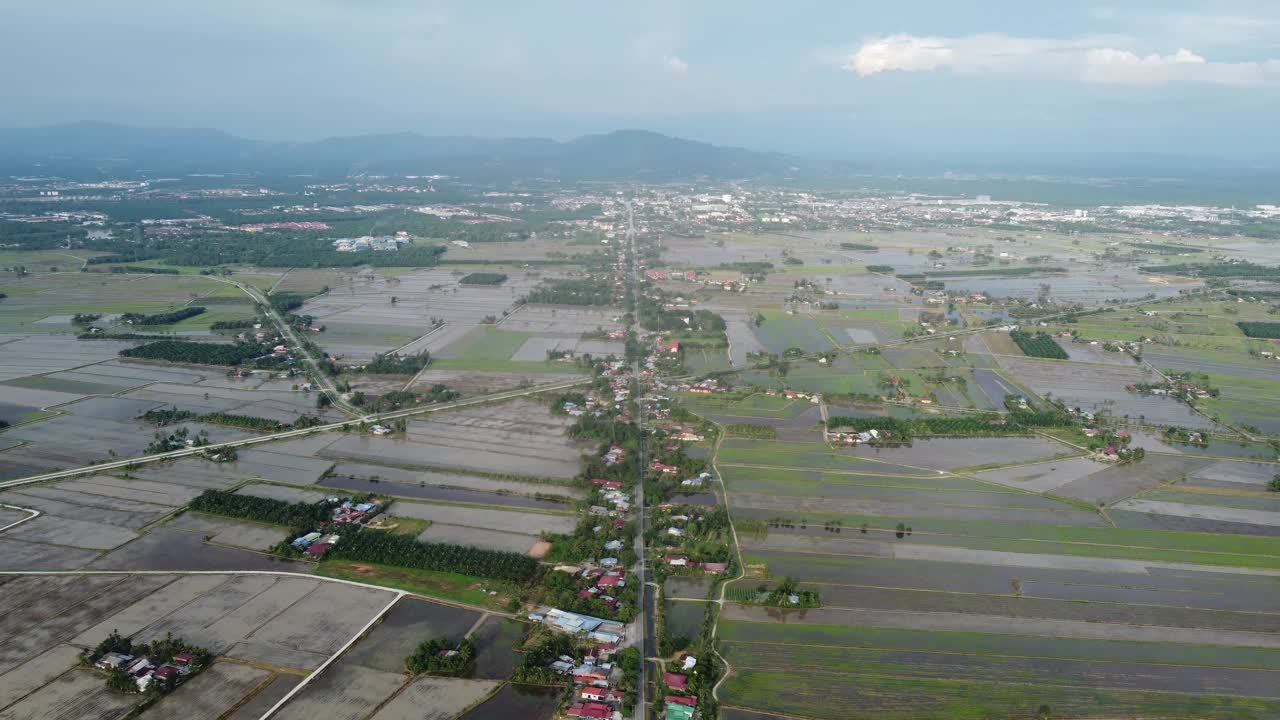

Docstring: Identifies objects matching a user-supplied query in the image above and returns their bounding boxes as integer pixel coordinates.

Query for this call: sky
[2,0,1279,163]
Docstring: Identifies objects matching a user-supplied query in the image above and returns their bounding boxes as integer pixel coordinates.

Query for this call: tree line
[120,307,205,326]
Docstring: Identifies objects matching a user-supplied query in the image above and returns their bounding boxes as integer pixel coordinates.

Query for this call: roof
[662,671,689,690]
[666,695,697,707]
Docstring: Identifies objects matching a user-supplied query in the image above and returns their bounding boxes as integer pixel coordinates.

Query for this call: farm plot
[126,449,334,491]
[455,683,562,720]
[846,436,1078,471]
[998,356,1214,428]
[339,597,480,674]
[1187,460,1280,489]
[717,439,939,477]
[0,668,136,720]
[1109,498,1280,535]
[321,473,571,511]
[469,617,527,680]
[0,412,255,480]
[88,526,308,572]
[269,656,405,720]
[139,660,275,720]
[369,677,502,720]
[407,368,583,396]
[717,619,1280,720]
[318,398,586,480]
[0,335,137,383]
[391,500,575,554]
[165,512,290,551]
[752,312,839,353]
[325,461,584,500]
[0,474,199,535]
[1047,454,1212,506]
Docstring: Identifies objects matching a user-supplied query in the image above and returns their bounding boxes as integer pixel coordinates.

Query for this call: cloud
[663,55,689,74]
[1084,47,1280,86]
[839,32,1280,86]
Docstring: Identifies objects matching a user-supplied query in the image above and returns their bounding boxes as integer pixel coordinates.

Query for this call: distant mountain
[0,122,798,180]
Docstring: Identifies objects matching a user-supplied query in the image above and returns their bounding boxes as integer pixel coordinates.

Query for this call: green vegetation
[840,242,877,251]
[119,306,205,326]
[405,638,474,675]
[361,351,431,374]
[316,560,509,609]
[1141,261,1280,279]
[189,489,334,529]
[865,264,895,273]
[209,318,259,330]
[1236,321,1280,339]
[1009,330,1069,359]
[119,340,276,366]
[329,528,538,582]
[526,278,614,305]
[140,407,196,425]
[724,423,777,439]
[459,272,508,285]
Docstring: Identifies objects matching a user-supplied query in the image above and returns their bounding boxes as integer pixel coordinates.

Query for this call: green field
[719,620,1280,668]
[721,668,1280,720]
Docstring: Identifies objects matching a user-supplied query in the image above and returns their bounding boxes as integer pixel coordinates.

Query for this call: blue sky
[2,1,1278,161]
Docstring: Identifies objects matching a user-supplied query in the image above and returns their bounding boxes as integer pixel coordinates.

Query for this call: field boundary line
[257,588,404,719]
[722,638,1280,670]
[0,377,591,490]
[0,504,40,533]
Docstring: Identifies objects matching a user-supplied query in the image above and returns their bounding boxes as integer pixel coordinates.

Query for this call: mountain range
[0,123,800,180]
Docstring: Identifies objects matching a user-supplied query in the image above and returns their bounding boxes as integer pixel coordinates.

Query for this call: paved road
[625,200,651,720]
[0,376,591,490]
[223,278,357,415]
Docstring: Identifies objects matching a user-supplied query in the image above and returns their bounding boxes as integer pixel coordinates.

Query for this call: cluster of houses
[576,565,627,611]
[602,445,627,466]
[825,427,886,445]
[289,497,383,556]
[331,235,406,252]
[94,650,197,692]
[662,664,699,720]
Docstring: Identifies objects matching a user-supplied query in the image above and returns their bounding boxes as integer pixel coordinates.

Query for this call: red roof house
[662,672,689,690]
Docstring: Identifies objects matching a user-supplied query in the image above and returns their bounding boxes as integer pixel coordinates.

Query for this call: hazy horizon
[3,1,1279,164]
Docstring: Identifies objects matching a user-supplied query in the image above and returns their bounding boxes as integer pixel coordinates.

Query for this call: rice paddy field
[0,572,426,720]
[702,396,1280,720]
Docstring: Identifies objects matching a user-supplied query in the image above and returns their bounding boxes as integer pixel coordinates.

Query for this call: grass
[316,559,512,610]
[754,311,840,353]
[429,357,585,373]
[439,326,531,361]
[367,515,433,535]
[721,669,1280,720]
[734,509,1280,569]
[719,619,1280,669]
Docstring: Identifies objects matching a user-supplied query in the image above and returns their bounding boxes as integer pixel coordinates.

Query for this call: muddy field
[318,398,587,479]
[997,356,1215,428]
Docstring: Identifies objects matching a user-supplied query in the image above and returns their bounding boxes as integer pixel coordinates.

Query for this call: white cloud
[839,32,1280,87]
[663,55,689,74]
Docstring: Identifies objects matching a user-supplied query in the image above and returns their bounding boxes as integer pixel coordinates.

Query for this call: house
[650,462,678,474]
[666,527,685,537]
[596,574,624,588]
[666,702,696,720]
[567,702,612,719]
[370,424,393,436]
[666,695,697,708]
[664,555,690,567]
[680,654,697,671]
[95,652,133,671]
[171,652,193,668]
[151,665,180,683]
[701,562,728,574]
[603,539,624,551]
[572,663,610,683]
[662,671,689,691]
[581,687,624,703]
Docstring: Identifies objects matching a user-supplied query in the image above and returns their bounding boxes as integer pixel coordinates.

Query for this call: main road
[624,200,652,720]
[0,376,590,491]
[215,276,357,415]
